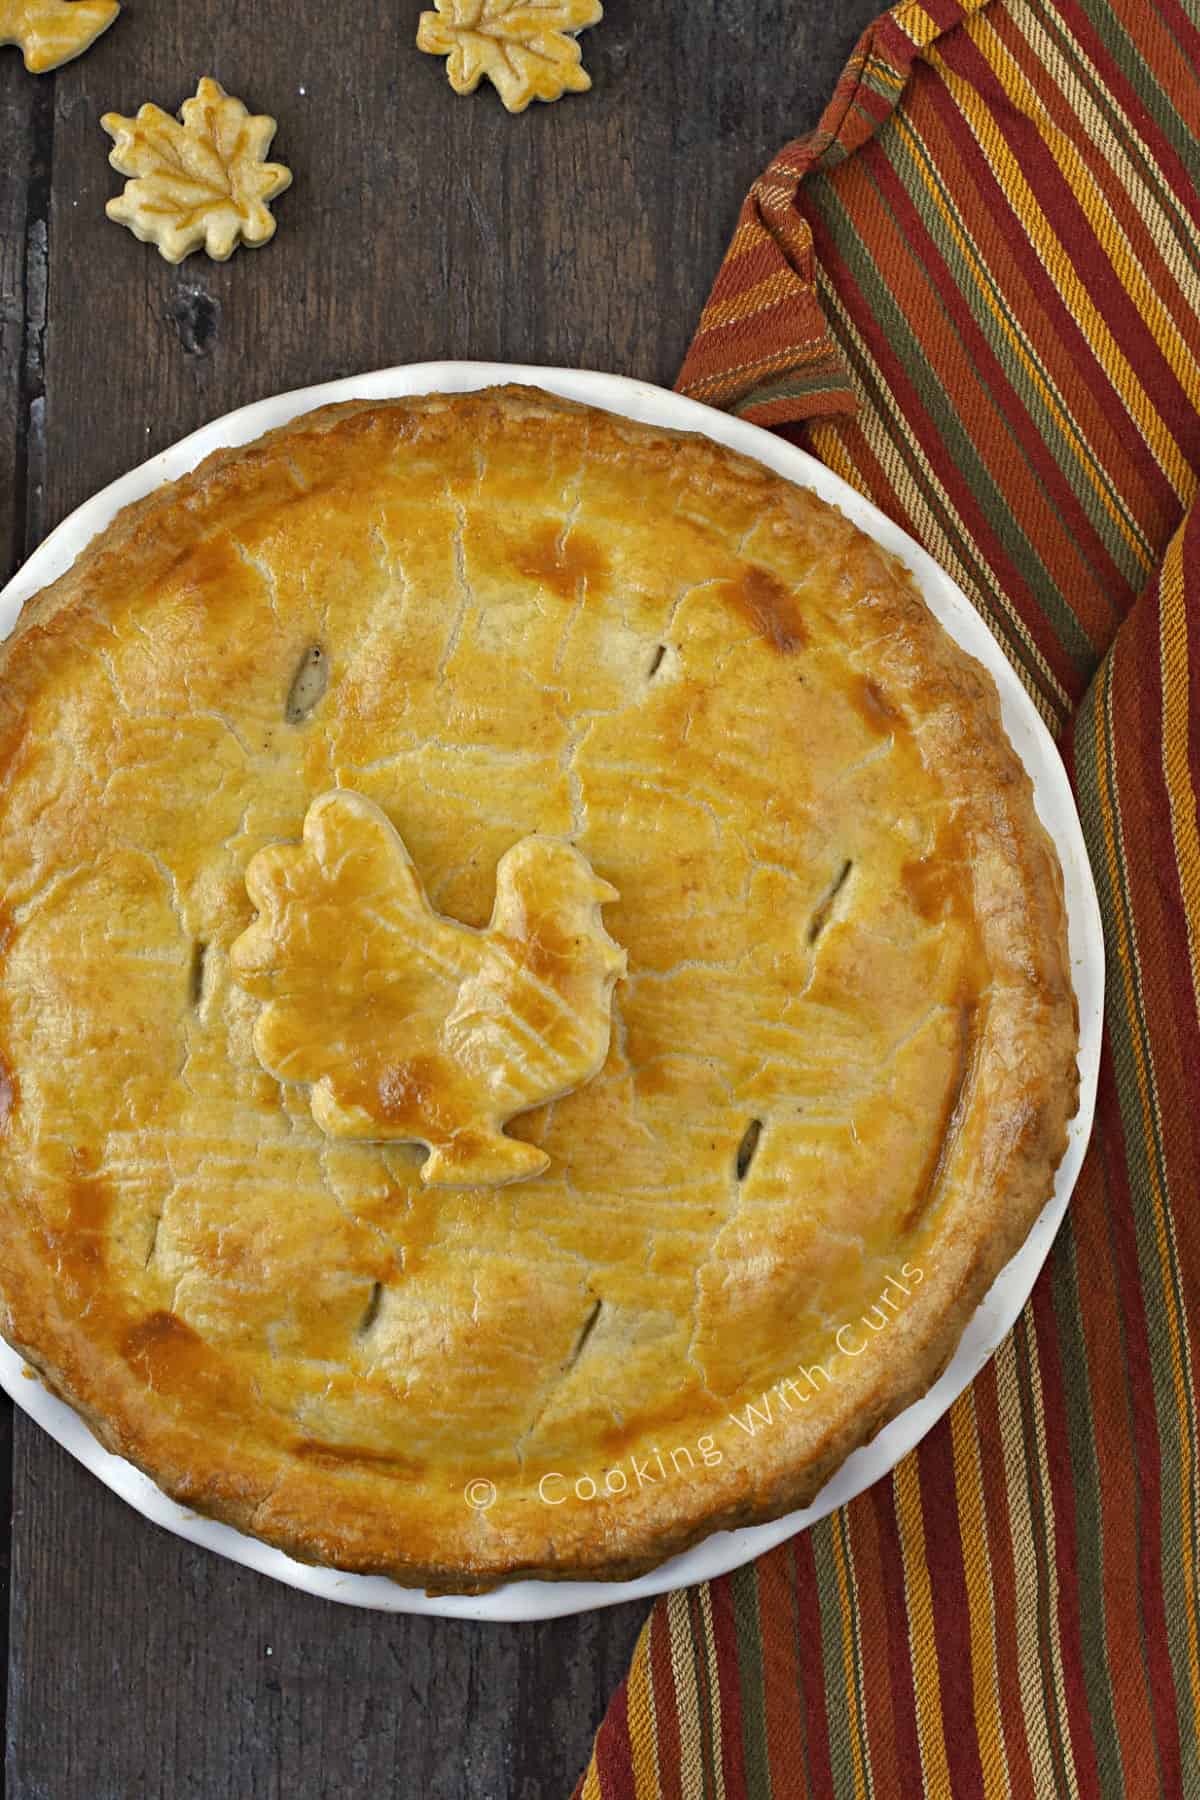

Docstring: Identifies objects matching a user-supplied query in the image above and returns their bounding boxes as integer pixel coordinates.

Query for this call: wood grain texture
[0,53,39,575]
[0,49,38,1785]
[3,2,882,1795]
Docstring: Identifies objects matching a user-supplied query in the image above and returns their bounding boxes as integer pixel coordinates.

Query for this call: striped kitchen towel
[576,0,1200,1794]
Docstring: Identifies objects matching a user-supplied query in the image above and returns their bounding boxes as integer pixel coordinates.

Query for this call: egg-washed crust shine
[0,388,1079,1591]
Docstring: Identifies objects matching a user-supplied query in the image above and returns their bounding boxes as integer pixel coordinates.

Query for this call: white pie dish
[0,362,1104,1621]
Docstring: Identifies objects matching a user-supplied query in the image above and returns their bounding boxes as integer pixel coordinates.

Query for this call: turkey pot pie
[0,388,1078,1591]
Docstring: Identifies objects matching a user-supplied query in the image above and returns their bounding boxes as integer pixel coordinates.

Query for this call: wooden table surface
[0,4,880,1794]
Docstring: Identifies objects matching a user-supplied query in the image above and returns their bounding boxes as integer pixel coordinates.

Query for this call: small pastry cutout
[0,0,117,73]
[417,0,603,113]
[101,76,291,264]
[230,790,626,1187]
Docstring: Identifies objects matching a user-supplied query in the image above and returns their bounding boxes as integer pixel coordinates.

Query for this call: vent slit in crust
[187,941,207,1009]
[566,1297,604,1370]
[735,1118,763,1181]
[808,860,853,944]
[0,1053,18,1132]
[285,644,328,723]
[357,1281,385,1340]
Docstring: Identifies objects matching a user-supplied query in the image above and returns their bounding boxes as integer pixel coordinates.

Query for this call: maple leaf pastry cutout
[101,76,291,264]
[0,0,118,72]
[417,0,603,113]
[229,790,627,1188]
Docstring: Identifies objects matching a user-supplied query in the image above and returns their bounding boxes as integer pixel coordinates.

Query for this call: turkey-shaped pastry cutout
[229,790,626,1187]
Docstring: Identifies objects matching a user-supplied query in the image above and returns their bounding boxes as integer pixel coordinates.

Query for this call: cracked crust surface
[0,387,1079,1590]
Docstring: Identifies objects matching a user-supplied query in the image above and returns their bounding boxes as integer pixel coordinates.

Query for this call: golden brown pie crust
[0,387,1079,1591]
[228,788,628,1185]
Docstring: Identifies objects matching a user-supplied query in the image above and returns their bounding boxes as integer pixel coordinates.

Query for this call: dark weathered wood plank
[6,2,882,1795]
[1,50,40,576]
[9,1435,646,1799]
[0,46,39,1791]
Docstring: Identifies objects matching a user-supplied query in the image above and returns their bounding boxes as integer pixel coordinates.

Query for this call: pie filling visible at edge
[0,387,1079,1591]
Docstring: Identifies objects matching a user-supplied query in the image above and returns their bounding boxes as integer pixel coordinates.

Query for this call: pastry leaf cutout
[417,0,603,113]
[0,0,118,72]
[101,76,292,264]
[230,790,626,1187]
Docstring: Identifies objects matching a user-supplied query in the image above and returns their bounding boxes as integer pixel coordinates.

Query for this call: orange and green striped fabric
[578,1,1200,1793]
